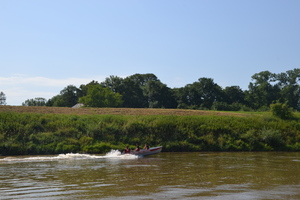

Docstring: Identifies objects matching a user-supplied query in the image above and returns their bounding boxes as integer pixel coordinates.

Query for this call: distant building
[72,103,84,108]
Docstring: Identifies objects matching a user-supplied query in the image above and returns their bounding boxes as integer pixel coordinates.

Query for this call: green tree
[79,85,123,107]
[175,83,202,108]
[79,80,101,97]
[276,68,300,110]
[129,73,159,86]
[143,80,177,108]
[197,78,223,109]
[245,71,280,110]
[119,73,159,108]
[46,95,63,106]
[101,75,124,93]
[0,92,6,105]
[175,78,223,109]
[223,86,245,104]
[270,101,294,120]
[121,77,146,107]
[47,85,81,107]
[22,97,47,106]
[60,85,81,107]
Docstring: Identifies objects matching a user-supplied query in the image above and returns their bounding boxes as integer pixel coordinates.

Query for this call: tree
[276,68,300,110]
[79,85,123,107]
[119,74,160,108]
[59,85,81,107]
[223,86,245,104]
[121,77,146,107]
[143,80,177,108]
[129,73,159,86]
[22,97,46,106]
[47,85,81,107]
[101,75,124,93]
[46,95,64,107]
[79,80,101,97]
[0,92,6,105]
[174,78,223,109]
[197,78,224,109]
[245,71,280,110]
[175,83,202,108]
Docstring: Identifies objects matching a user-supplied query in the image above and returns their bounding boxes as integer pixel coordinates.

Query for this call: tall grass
[0,111,299,155]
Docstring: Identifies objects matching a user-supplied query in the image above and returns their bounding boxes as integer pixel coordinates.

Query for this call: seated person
[143,144,149,150]
[124,146,131,154]
[135,144,140,151]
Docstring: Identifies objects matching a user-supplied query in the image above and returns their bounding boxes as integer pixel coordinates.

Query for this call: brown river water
[0,151,299,200]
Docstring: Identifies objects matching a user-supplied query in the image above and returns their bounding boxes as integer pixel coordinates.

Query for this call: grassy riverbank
[0,106,299,155]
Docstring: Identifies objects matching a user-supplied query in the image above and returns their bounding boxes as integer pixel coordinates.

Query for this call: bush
[260,128,284,150]
[270,101,294,120]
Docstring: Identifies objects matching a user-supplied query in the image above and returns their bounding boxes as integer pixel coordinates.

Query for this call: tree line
[21,68,300,111]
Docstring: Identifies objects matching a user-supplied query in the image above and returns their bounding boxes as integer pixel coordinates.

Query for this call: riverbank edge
[0,109,299,155]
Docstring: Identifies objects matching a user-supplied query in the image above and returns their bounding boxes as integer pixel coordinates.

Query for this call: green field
[0,106,299,155]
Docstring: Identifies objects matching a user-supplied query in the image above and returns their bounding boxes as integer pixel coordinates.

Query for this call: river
[0,151,299,200]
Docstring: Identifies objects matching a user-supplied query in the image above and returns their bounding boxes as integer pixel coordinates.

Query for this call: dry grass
[0,105,249,116]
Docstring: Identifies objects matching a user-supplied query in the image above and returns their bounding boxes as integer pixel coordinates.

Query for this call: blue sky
[1,0,299,105]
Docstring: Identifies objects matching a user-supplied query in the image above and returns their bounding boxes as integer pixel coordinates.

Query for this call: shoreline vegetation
[0,106,299,156]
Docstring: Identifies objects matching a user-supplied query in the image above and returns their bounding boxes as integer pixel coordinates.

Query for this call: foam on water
[105,150,141,159]
[0,149,139,163]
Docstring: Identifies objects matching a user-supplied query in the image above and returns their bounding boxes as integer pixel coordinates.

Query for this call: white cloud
[0,75,103,87]
[0,75,105,105]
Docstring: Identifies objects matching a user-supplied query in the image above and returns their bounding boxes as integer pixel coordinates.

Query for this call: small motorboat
[123,146,163,156]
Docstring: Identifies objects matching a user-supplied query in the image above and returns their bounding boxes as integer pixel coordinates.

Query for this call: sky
[1,0,299,105]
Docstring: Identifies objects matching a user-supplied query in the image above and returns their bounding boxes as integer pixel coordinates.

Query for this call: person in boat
[135,144,140,151]
[143,144,149,150]
[124,146,131,154]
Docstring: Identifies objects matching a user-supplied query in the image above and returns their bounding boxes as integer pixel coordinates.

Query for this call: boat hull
[124,146,162,156]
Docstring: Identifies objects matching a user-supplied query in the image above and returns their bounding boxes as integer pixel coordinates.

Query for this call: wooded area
[19,68,300,112]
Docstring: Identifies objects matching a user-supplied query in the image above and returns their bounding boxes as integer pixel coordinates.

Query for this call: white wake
[0,149,140,163]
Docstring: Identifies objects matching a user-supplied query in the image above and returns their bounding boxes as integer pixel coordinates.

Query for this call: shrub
[270,101,294,120]
[260,128,284,150]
